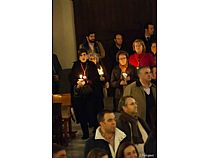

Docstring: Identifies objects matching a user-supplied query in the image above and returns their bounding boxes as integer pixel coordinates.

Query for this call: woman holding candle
[70,49,100,139]
[89,53,109,113]
[110,50,138,112]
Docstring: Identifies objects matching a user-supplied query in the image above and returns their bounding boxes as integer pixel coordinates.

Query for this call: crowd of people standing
[53,22,157,158]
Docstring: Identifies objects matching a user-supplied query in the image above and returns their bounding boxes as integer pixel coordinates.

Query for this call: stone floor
[66,97,114,158]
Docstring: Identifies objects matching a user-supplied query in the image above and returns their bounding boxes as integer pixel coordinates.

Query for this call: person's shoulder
[128,64,136,70]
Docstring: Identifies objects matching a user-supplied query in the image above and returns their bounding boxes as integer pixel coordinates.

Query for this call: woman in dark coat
[70,49,100,139]
[110,51,138,112]
[89,53,109,112]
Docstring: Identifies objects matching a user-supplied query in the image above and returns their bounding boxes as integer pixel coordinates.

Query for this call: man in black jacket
[117,96,151,157]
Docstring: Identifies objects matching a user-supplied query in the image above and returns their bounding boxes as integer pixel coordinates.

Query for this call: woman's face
[118,54,127,66]
[79,52,88,63]
[123,145,138,158]
[151,42,157,55]
[89,56,97,64]
[134,42,143,54]
[101,155,109,158]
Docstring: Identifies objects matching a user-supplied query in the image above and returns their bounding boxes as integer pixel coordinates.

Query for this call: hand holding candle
[97,66,104,76]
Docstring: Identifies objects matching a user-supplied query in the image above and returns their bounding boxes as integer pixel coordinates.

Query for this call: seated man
[117,96,151,157]
[84,109,127,158]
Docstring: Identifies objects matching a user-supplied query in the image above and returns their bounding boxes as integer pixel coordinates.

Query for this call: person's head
[87,148,109,158]
[116,142,139,158]
[89,53,99,64]
[97,109,116,134]
[144,22,155,36]
[119,96,138,116]
[78,48,88,63]
[114,33,123,46]
[132,39,146,54]
[151,41,157,55]
[137,66,152,83]
[116,50,129,66]
[151,66,157,80]
[52,144,67,158]
[86,32,96,43]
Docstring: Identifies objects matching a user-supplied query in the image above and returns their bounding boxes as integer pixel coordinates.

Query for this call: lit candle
[122,72,128,79]
[98,66,104,76]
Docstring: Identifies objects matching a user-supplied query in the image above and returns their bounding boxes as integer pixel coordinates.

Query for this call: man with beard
[79,32,105,59]
[84,109,127,158]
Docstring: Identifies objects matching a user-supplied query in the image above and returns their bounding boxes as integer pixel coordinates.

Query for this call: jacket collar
[95,127,126,141]
[95,127,126,158]
[136,79,155,88]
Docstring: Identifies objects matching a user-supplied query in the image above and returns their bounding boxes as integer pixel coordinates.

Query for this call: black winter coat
[69,60,101,124]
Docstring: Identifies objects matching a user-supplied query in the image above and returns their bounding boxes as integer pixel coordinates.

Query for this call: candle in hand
[98,66,104,76]
[122,72,128,79]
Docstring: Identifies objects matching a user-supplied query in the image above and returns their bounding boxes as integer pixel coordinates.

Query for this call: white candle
[98,66,104,75]
[122,72,128,79]
[79,74,83,79]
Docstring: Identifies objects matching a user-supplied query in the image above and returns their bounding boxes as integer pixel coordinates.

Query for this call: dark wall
[73,0,157,54]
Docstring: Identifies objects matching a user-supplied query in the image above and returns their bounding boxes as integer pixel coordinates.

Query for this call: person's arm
[110,68,122,88]
[123,84,132,96]
[97,41,105,59]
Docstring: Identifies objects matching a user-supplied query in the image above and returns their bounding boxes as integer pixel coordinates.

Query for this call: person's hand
[100,76,105,81]
[77,79,85,88]
[53,75,59,81]
[120,80,127,86]
[126,76,130,81]
[105,82,109,89]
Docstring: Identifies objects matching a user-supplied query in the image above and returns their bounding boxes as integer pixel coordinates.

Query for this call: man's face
[114,34,123,46]
[79,52,88,63]
[100,113,116,134]
[134,42,143,53]
[151,67,157,80]
[123,97,138,115]
[118,54,127,66]
[123,145,138,158]
[151,42,157,55]
[87,33,95,43]
[147,24,154,36]
[89,56,97,64]
[139,67,152,82]
[53,150,67,158]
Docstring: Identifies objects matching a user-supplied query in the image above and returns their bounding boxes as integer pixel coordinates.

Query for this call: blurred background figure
[53,53,62,94]
[150,41,157,65]
[151,66,157,86]
[141,22,156,53]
